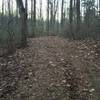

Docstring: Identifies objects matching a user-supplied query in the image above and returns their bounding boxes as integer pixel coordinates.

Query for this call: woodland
[0,0,100,100]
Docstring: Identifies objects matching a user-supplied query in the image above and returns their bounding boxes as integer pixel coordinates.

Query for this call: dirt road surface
[0,36,100,100]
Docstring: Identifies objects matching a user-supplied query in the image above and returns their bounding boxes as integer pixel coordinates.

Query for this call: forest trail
[0,36,100,100]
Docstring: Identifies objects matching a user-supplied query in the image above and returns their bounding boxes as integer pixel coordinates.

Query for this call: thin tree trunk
[61,0,64,27]
[50,1,53,30]
[69,0,74,38]
[40,0,42,20]
[1,0,4,25]
[8,0,11,16]
[2,0,4,16]
[76,0,80,38]
[33,0,36,37]
[31,0,33,20]
[47,0,50,34]
[99,0,100,14]
[53,0,59,32]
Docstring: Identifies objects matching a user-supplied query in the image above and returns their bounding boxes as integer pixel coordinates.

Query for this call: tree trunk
[1,0,4,25]
[40,0,42,20]
[61,0,64,27]
[47,0,50,34]
[33,0,36,37]
[16,0,27,47]
[76,0,80,38]
[99,0,100,14]
[2,0,4,16]
[8,0,11,16]
[50,1,53,30]
[31,0,33,20]
[69,0,74,38]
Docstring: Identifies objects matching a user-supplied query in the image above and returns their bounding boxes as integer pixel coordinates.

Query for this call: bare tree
[76,0,81,36]
[16,0,28,47]
[53,0,59,28]
[69,0,74,38]
[61,0,64,27]
[99,0,100,14]
[2,0,4,16]
[1,0,4,25]
[8,0,11,16]
[33,0,36,36]
[31,0,33,20]
[49,0,59,31]
[50,1,53,29]
[40,0,43,20]
[47,0,50,33]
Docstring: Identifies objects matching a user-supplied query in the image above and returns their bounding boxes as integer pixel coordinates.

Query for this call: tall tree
[16,0,28,47]
[76,0,81,36]
[73,0,76,20]
[61,0,64,27]
[1,0,4,25]
[53,0,59,26]
[47,0,50,33]
[31,0,33,20]
[49,0,59,31]
[33,0,36,36]
[40,0,42,20]
[2,0,4,16]
[8,0,11,16]
[50,1,53,29]
[69,0,74,38]
[82,0,95,29]
[99,0,100,14]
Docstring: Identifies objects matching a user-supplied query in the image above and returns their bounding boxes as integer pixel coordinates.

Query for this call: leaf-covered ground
[0,36,100,100]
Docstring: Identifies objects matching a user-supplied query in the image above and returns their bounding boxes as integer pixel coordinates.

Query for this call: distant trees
[69,0,81,39]
[82,0,96,35]
[0,0,100,55]
[46,0,59,34]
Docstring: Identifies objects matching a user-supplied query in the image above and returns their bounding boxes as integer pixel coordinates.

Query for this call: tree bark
[2,0,4,16]
[69,0,74,38]
[16,0,27,47]
[8,0,11,16]
[31,0,33,20]
[61,0,64,27]
[40,0,42,19]
[33,0,36,37]
[76,0,80,37]
[99,0,100,14]
[47,0,50,34]
[50,1,53,30]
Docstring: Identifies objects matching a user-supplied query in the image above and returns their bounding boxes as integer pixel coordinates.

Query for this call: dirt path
[0,36,99,100]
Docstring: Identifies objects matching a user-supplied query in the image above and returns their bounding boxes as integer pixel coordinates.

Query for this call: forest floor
[0,36,100,100]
